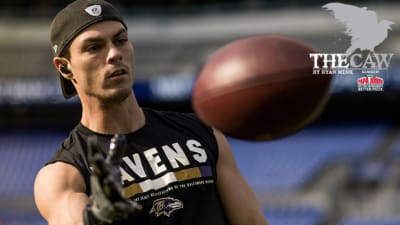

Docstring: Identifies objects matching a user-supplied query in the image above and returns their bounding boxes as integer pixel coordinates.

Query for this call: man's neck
[80,92,145,135]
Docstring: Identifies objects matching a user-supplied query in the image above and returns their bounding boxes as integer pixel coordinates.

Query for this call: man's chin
[101,88,133,104]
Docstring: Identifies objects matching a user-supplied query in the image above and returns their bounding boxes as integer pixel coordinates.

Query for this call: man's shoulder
[58,124,83,151]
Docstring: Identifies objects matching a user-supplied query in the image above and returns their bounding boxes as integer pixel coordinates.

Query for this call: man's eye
[85,44,100,52]
[115,38,128,45]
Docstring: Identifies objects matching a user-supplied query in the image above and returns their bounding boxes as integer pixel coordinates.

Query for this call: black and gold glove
[84,134,142,225]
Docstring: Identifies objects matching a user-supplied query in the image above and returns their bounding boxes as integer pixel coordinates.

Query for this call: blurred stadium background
[1,0,400,224]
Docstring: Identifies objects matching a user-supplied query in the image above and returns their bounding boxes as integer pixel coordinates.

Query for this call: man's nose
[107,44,122,64]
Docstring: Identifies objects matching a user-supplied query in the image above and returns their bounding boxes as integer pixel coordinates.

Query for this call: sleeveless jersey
[47,108,229,225]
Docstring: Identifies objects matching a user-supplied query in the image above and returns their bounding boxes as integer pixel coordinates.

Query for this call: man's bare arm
[214,129,269,225]
[34,162,88,225]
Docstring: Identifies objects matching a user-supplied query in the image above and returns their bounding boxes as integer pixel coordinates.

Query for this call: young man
[34,0,269,225]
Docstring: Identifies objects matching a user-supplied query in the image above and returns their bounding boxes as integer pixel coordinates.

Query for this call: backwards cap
[50,0,127,98]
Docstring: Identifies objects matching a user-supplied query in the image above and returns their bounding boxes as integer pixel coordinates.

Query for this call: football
[192,34,332,141]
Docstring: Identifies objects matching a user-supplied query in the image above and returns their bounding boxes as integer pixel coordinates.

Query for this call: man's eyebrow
[81,37,102,44]
[113,28,127,38]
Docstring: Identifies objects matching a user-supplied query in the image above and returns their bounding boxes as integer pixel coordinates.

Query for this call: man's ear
[53,57,73,79]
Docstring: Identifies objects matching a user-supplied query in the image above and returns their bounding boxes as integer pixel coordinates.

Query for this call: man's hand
[85,134,142,224]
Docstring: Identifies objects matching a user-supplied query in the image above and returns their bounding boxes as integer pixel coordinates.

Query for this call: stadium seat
[229,124,387,192]
[337,217,400,225]
[0,211,46,225]
[264,206,325,225]
[0,132,66,196]
[388,133,400,158]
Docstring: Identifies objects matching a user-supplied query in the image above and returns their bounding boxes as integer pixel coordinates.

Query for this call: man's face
[68,20,135,103]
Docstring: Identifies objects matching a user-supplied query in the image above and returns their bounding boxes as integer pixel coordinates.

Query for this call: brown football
[192,34,332,141]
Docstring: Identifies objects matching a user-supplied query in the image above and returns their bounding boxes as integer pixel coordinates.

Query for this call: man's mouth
[109,69,127,78]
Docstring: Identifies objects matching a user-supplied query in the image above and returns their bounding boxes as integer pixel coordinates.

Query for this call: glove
[84,134,142,225]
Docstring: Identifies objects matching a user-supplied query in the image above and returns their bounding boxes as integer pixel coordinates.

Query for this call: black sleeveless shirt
[47,108,229,225]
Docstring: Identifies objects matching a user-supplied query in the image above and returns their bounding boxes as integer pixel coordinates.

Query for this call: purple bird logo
[149,197,184,217]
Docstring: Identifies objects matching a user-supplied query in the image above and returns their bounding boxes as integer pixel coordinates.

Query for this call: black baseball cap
[50,0,127,99]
